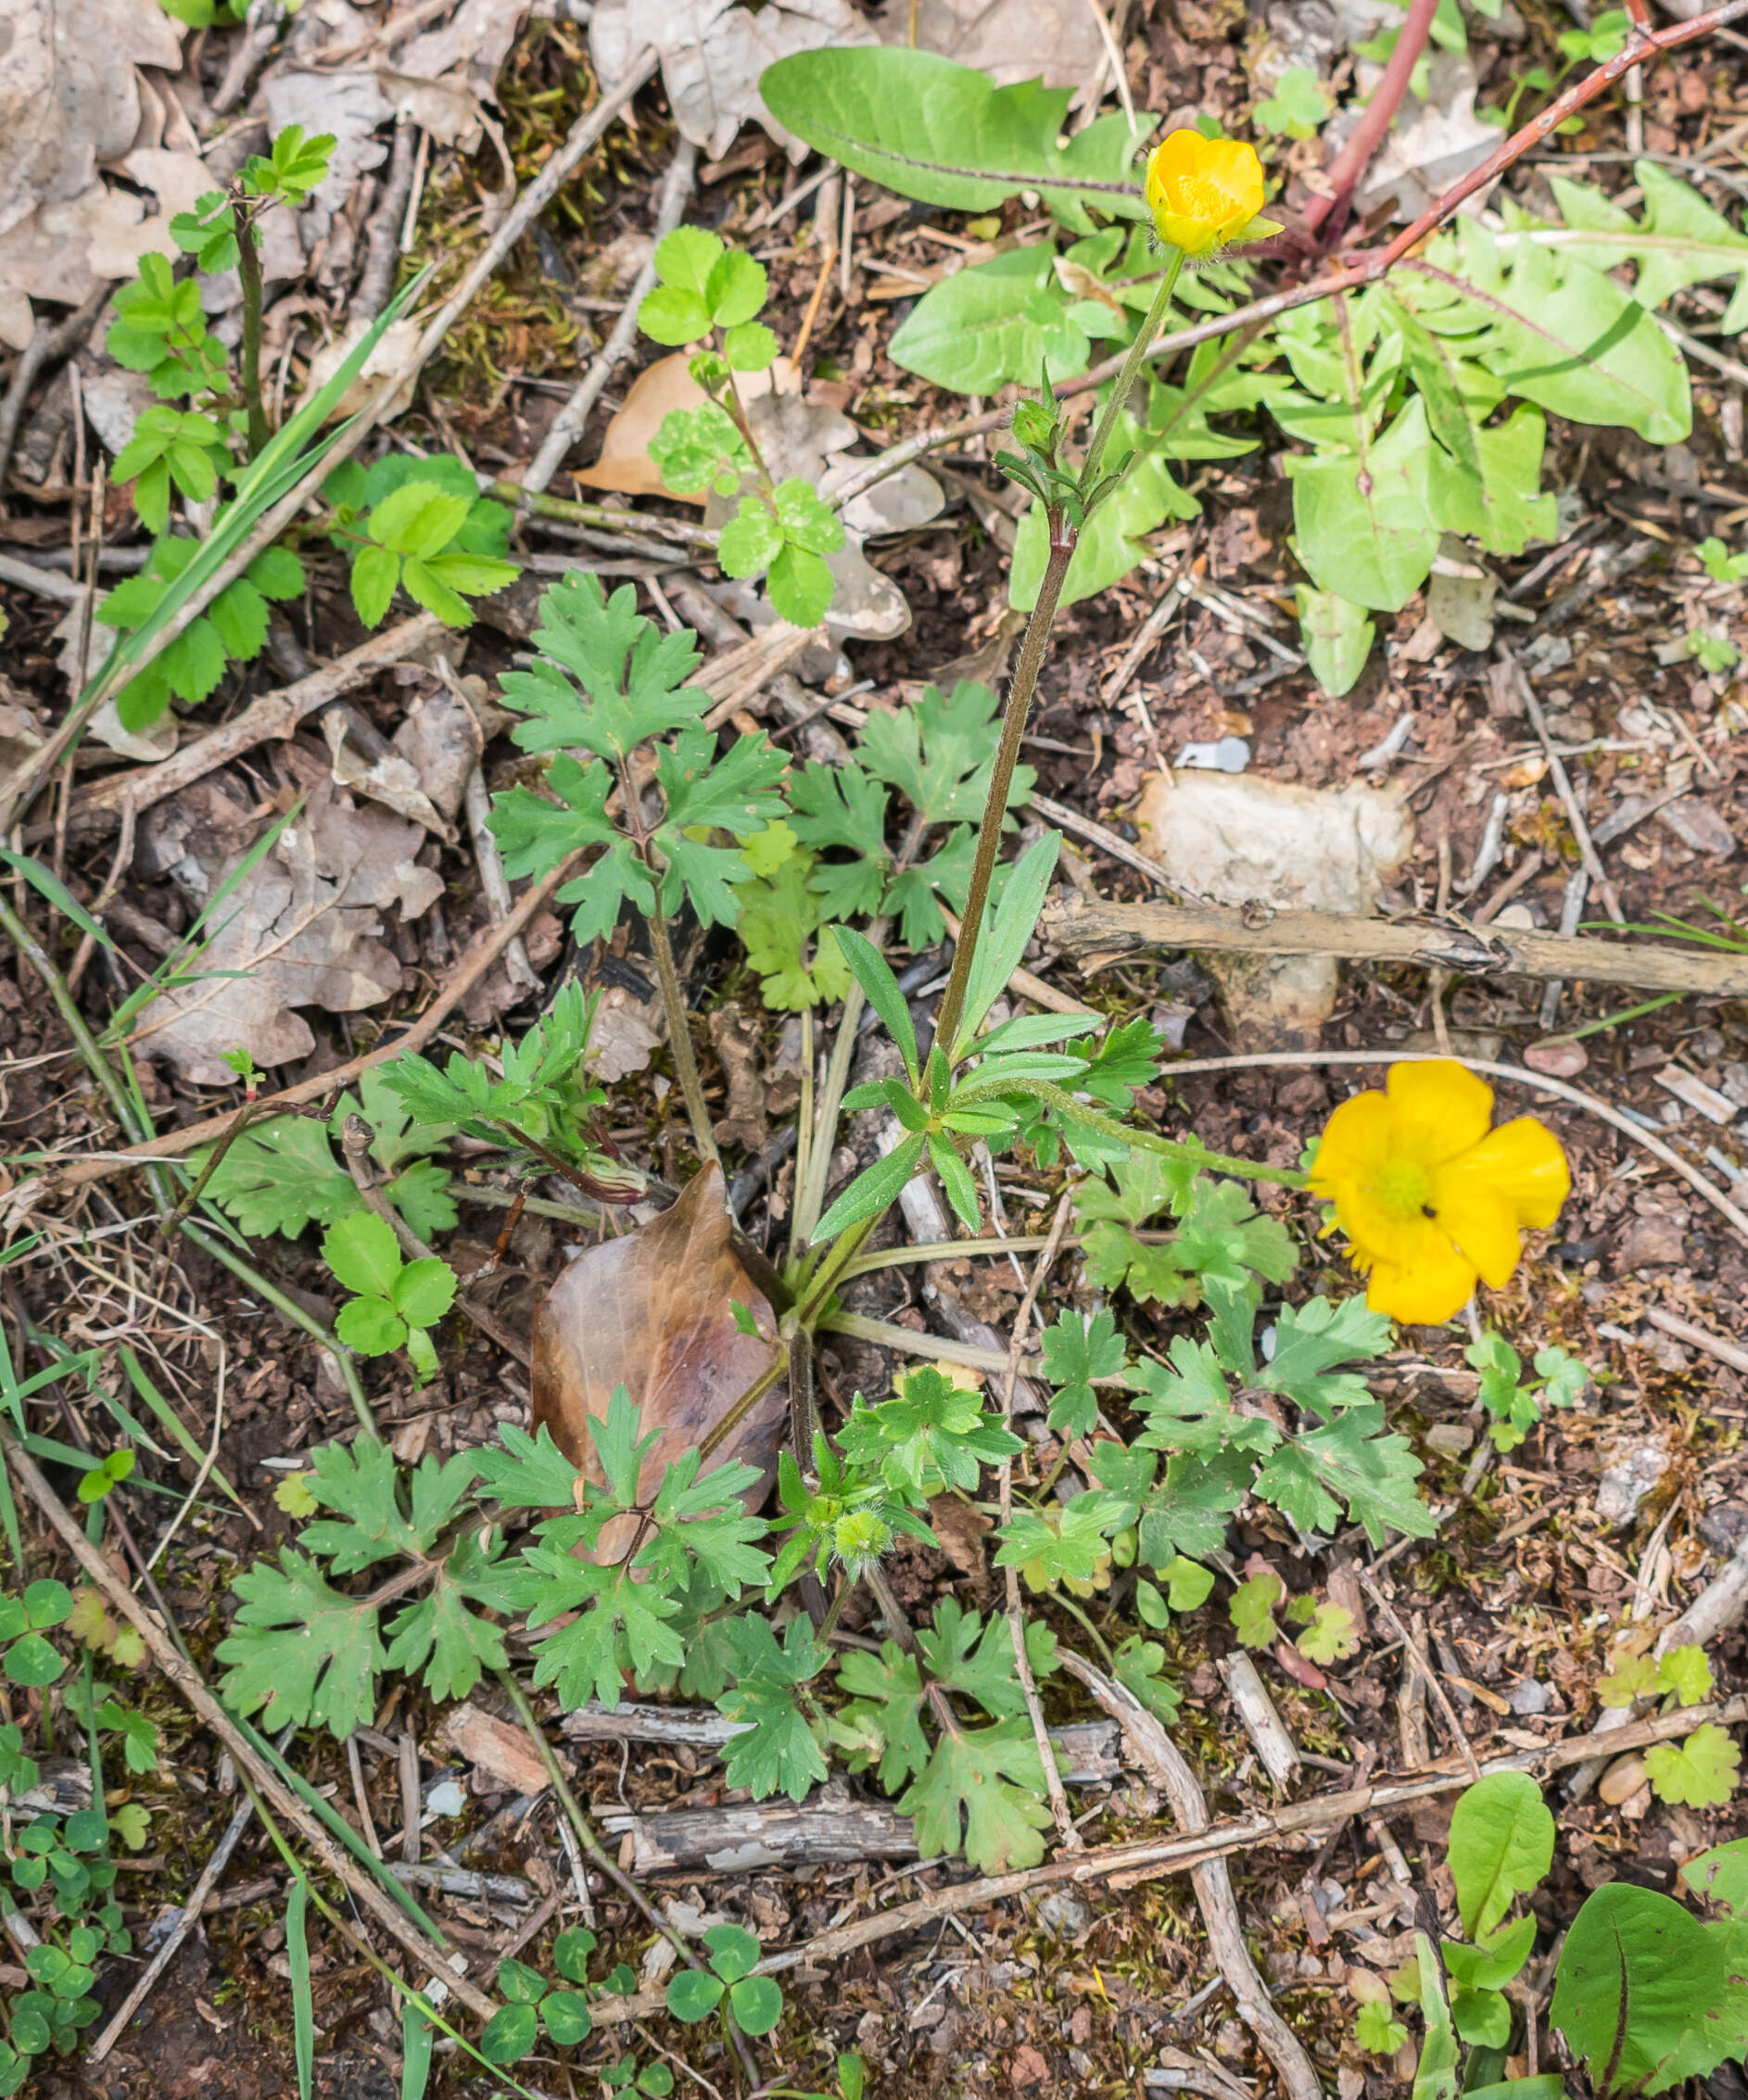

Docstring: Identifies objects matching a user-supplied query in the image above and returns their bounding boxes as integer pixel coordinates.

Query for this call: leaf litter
[7,4,1748,2098]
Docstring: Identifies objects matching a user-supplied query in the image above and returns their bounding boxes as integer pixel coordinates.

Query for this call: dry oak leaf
[132,763,437,1086]
[531,1164,788,1562]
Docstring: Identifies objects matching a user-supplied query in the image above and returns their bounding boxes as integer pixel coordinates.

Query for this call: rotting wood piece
[1042,892,1748,996]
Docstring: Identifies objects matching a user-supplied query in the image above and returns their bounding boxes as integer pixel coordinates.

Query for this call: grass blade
[288,1875,314,2100]
[401,2002,434,2100]
[0,851,113,950]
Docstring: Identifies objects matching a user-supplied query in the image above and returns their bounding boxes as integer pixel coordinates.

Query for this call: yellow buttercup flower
[1308,1061,1570,1326]
[1144,129,1279,259]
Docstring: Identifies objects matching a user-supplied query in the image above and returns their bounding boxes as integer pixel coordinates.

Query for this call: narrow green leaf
[287,1878,314,2100]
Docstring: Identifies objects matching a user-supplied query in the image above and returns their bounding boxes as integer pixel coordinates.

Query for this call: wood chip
[1654,1065,1739,1125]
[440,1702,552,1798]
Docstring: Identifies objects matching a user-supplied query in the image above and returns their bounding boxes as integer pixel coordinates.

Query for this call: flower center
[1373,1158,1435,1217]
[1174,171,1238,227]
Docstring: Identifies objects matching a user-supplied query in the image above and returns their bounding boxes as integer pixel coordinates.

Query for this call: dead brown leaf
[132,752,439,1086]
[531,1164,788,1560]
[708,1003,766,1153]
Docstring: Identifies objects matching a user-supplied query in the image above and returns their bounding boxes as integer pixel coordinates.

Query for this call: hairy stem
[932,530,1078,1058]
[235,209,270,460]
[953,1075,1307,1187]
[1083,247,1184,492]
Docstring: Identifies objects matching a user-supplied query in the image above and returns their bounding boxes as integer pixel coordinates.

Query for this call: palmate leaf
[518,1550,684,1711]
[195,1115,357,1238]
[858,678,1032,828]
[1260,1411,1434,1547]
[738,853,851,1011]
[1259,1297,1392,1416]
[716,1616,830,1803]
[502,573,711,759]
[215,1549,386,1738]
[900,1720,1054,1873]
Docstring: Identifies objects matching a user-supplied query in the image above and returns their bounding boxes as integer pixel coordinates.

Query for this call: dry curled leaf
[872,0,1108,95]
[133,753,437,1085]
[531,1164,788,1561]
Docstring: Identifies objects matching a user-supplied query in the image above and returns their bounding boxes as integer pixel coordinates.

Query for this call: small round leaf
[4,1633,64,1689]
[703,1923,760,1983]
[23,1581,71,1629]
[478,2002,538,2065]
[665,1969,724,2023]
[541,1989,592,2045]
[552,1927,597,1984]
[728,1975,783,2037]
[495,1956,546,2005]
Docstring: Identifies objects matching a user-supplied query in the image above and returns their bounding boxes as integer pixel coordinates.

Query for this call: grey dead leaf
[322,713,454,841]
[590,0,875,161]
[392,682,483,824]
[1135,770,1412,1048]
[393,0,530,95]
[1348,54,1499,221]
[585,981,664,1082]
[1428,552,1497,655]
[132,752,438,1086]
[0,0,184,347]
[872,0,1108,96]
[531,1164,788,1561]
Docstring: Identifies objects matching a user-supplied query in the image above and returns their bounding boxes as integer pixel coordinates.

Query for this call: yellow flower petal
[1384,1059,1495,1167]
[1443,1115,1572,1229]
[1431,1180,1525,1289]
[1361,1223,1478,1326]
[1306,1089,1393,1194]
[1145,130,1267,257]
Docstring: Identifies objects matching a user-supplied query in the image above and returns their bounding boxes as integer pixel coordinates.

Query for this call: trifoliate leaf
[215,1550,388,1737]
[716,1615,830,1802]
[1041,1308,1126,1439]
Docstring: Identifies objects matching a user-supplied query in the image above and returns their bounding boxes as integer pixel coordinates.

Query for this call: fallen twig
[1042,892,1748,997]
[1062,1651,1323,2100]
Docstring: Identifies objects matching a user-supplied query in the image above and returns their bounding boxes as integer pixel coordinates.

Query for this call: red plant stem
[1303,0,1442,239]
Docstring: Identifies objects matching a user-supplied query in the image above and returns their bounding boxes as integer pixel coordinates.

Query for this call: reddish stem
[1303,0,1443,242]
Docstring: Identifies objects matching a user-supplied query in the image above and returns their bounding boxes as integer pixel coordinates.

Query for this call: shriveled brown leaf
[531,1164,787,1559]
[133,751,438,1085]
[708,1003,766,1152]
[872,0,1106,95]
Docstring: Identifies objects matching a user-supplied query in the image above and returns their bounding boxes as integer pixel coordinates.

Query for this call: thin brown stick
[1060,1651,1322,2100]
[578,1689,1748,2023]
[0,1428,498,2020]
[1499,648,1624,924]
[1041,892,1748,997]
[997,1192,1079,1848]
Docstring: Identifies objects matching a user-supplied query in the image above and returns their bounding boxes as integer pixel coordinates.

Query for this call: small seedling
[321,1213,457,1384]
[665,1924,784,2037]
